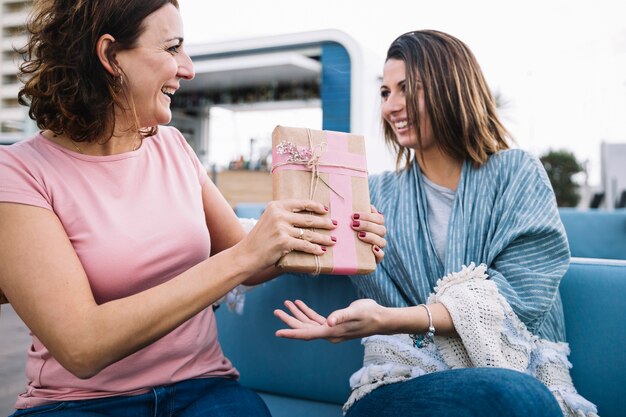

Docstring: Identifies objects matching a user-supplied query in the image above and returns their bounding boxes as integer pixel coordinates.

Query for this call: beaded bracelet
[410,304,435,348]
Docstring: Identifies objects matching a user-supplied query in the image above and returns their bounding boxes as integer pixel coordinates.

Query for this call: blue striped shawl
[352,149,569,341]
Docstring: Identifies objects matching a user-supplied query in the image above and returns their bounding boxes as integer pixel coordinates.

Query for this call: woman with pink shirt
[0,1,385,415]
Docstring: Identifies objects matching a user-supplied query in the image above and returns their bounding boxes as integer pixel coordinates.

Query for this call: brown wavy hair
[17,0,179,143]
[383,30,512,170]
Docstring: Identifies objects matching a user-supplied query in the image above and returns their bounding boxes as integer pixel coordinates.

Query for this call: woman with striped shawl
[275,30,598,417]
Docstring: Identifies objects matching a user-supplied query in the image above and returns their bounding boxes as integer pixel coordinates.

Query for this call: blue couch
[559,208,626,260]
[215,257,626,417]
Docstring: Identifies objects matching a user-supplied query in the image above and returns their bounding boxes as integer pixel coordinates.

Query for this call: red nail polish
[324,206,329,211]
[321,246,327,252]
[352,220,360,227]
[359,231,366,238]
[331,236,337,242]
[332,219,338,226]
[374,246,380,252]
[352,213,360,219]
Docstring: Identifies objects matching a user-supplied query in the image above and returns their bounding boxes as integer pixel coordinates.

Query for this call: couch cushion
[259,392,343,417]
[560,258,626,417]
[215,273,363,405]
[559,208,626,259]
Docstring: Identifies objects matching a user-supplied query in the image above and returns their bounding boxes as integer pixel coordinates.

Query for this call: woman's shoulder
[150,125,186,146]
[146,126,195,156]
[487,148,538,168]
[483,148,552,189]
[0,134,48,167]
[0,134,58,209]
[485,148,546,177]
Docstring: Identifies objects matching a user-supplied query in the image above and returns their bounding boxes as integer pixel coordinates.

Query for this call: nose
[177,49,195,81]
[382,91,404,116]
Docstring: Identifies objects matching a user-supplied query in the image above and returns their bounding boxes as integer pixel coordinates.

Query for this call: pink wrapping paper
[271,125,376,275]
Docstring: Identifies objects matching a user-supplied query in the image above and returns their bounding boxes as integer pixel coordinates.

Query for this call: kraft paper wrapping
[272,125,376,275]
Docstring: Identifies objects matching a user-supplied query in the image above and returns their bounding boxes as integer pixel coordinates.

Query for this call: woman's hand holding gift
[236,199,337,271]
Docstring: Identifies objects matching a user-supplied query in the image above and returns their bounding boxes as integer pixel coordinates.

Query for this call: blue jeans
[9,377,270,417]
[345,368,563,417]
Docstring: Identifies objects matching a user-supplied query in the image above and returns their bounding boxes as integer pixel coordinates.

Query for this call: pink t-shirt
[0,126,238,408]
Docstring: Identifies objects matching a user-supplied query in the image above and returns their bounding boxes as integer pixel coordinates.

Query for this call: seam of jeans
[151,387,158,417]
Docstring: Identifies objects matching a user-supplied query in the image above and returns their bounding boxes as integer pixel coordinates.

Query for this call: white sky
[180,0,626,186]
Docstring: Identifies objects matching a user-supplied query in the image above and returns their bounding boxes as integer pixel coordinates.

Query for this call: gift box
[272,125,376,275]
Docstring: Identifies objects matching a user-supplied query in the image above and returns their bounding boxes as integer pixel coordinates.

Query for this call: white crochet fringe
[344,263,599,417]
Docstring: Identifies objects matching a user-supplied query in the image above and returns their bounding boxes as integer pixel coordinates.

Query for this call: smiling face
[380,58,433,152]
[114,3,194,128]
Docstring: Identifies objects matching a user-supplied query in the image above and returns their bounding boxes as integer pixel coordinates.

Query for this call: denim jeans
[9,377,271,417]
[345,368,563,417]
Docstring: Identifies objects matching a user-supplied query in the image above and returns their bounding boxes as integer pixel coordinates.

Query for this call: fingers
[253,200,336,260]
[372,244,384,263]
[287,211,336,231]
[369,205,385,225]
[290,226,336,249]
[351,211,386,259]
[293,300,327,324]
[273,308,309,329]
[275,326,334,341]
[284,199,328,216]
[284,300,326,325]
[274,301,334,341]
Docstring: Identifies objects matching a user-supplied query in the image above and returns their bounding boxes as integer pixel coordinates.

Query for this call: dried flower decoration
[275,140,314,163]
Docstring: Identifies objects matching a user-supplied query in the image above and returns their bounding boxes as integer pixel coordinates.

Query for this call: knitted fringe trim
[361,334,447,370]
[554,389,599,417]
[428,262,489,300]
[530,339,573,373]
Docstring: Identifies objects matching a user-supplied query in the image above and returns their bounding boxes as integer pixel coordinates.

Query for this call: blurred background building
[0,0,32,144]
[0,0,624,210]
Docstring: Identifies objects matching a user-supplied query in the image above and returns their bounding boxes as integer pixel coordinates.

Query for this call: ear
[96,34,119,76]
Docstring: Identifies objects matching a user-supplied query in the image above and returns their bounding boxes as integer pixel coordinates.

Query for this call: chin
[155,111,173,126]
[397,136,419,149]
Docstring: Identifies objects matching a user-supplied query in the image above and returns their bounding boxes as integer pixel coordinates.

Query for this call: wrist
[383,305,432,335]
[223,243,259,281]
[410,304,435,348]
[380,305,418,335]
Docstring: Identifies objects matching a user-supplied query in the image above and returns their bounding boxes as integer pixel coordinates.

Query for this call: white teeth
[161,87,176,96]
[395,120,408,129]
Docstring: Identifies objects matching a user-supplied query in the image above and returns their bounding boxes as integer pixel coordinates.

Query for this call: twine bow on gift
[273,129,367,202]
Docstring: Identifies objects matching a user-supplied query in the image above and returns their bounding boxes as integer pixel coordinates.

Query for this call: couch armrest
[560,258,626,417]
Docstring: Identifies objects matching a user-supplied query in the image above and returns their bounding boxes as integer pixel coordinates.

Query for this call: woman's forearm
[381,303,458,337]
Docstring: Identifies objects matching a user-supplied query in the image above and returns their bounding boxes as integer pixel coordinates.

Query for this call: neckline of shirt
[36,132,146,162]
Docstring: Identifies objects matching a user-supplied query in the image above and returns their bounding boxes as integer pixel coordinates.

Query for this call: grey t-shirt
[422,175,455,262]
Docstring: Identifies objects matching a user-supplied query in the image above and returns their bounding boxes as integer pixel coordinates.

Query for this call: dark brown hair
[383,30,512,169]
[17,0,179,143]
